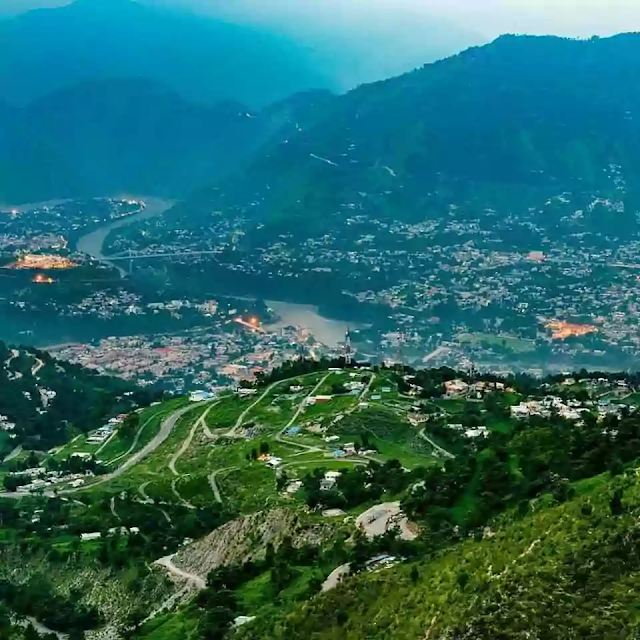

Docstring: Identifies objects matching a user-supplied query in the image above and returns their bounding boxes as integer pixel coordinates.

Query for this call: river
[74,199,353,348]
[76,197,175,274]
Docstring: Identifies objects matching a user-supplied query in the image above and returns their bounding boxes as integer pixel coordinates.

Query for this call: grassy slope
[236,470,640,639]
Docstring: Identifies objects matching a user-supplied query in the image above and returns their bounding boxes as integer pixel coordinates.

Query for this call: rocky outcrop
[172,508,332,580]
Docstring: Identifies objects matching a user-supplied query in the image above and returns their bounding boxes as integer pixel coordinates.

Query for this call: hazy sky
[2,0,640,39]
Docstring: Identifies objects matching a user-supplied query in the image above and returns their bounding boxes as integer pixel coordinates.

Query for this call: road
[418,428,455,459]
[275,373,332,453]
[227,380,284,437]
[171,478,195,510]
[106,412,157,466]
[155,554,206,589]
[138,481,153,504]
[110,496,119,520]
[208,467,237,504]
[0,403,193,499]
[2,444,22,463]
[422,346,450,364]
[5,349,22,380]
[31,357,44,377]
[169,411,204,476]
[61,404,195,494]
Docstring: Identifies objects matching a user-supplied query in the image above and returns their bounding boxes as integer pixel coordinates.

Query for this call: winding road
[227,380,284,437]
[107,412,157,466]
[155,554,206,589]
[207,467,237,503]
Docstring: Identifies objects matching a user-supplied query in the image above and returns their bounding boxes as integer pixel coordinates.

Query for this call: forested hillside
[0,341,159,454]
[0,79,294,203]
[173,33,640,235]
[0,0,329,108]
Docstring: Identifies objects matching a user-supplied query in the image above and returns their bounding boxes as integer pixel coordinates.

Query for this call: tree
[456,569,470,590]
[610,489,625,516]
[119,413,139,440]
[2,475,20,492]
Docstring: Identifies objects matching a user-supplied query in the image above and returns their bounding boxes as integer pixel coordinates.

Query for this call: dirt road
[156,554,206,589]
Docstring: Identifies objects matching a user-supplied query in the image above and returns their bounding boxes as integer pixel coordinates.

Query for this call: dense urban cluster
[105,167,640,374]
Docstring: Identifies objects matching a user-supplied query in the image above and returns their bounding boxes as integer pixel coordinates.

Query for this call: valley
[5,13,640,640]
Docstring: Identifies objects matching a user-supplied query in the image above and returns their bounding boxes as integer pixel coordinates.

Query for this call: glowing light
[545,320,598,340]
[5,254,78,270]
[32,273,55,284]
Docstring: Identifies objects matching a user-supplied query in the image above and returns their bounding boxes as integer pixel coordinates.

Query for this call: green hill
[5,360,640,639]
[0,79,292,203]
[237,468,640,640]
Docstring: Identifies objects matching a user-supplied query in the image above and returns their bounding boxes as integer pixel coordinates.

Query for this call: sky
[2,0,640,39]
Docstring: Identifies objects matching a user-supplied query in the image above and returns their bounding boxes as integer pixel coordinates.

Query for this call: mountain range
[0,79,318,203]
[175,33,640,233]
[0,0,331,108]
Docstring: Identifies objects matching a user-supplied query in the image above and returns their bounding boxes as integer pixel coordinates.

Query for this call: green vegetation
[8,358,640,639]
[0,341,164,455]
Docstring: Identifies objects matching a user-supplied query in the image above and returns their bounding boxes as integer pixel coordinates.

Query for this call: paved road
[0,403,196,500]
[60,404,195,494]
[2,444,22,464]
[169,412,203,476]
[106,412,158,466]
[155,554,206,589]
[31,357,44,377]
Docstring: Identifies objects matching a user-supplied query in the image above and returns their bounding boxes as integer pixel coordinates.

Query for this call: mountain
[0,0,331,108]
[0,78,304,203]
[175,33,640,233]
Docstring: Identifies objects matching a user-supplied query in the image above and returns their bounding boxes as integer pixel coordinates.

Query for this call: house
[286,426,302,436]
[465,427,488,439]
[190,390,214,403]
[237,387,257,397]
[445,379,469,396]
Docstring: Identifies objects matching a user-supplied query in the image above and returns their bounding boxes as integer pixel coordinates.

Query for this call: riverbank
[75,205,359,349]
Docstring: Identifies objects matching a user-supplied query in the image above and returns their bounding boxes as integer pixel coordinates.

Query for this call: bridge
[107,249,221,261]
